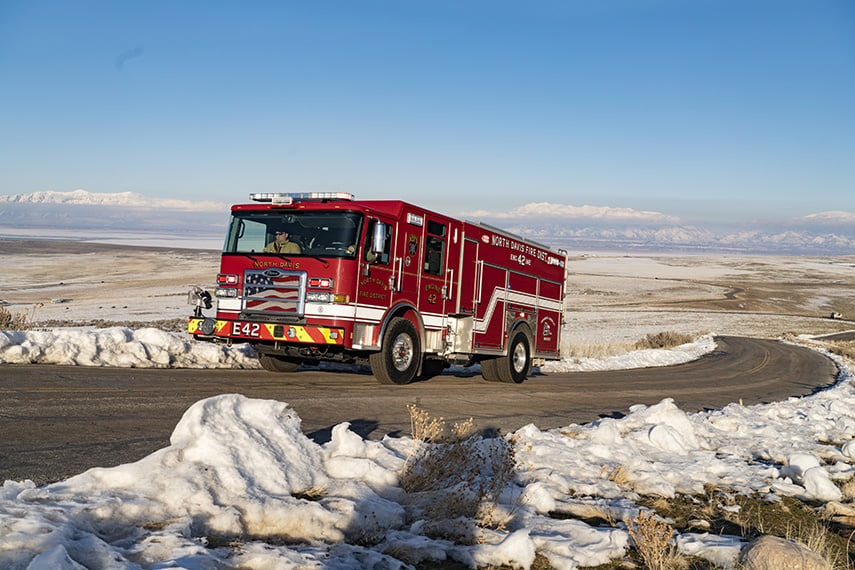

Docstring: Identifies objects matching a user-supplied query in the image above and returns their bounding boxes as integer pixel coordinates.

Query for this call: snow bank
[1,355,854,569]
[0,327,715,373]
[0,327,259,368]
[542,335,717,373]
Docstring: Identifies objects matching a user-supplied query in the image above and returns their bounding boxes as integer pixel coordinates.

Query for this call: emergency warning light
[249,192,355,204]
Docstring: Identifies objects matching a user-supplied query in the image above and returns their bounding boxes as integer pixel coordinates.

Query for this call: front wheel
[490,330,531,384]
[257,353,301,373]
[480,357,500,382]
[370,317,421,385]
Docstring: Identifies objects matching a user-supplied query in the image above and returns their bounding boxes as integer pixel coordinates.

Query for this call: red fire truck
[188,192,565,384]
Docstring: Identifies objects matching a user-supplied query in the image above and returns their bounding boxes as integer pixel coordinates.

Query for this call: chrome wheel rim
[392,333,414,372]
[512,341,527,374]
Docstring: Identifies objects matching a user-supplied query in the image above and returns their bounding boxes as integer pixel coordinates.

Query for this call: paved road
[0,336,839,485]
[820,331,855,342]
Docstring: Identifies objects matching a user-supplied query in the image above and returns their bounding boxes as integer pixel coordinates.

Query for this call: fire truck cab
[188,192,565,384]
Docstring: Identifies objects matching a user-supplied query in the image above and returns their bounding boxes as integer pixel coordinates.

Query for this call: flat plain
[1,239,854,345]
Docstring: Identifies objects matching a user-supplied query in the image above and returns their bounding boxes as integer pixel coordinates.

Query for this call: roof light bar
[249,192,354,204]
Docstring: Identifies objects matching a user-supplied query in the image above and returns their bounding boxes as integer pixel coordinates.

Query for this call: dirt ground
[562,254,855,345]
[0,240,221,325]
[2,239,854,344]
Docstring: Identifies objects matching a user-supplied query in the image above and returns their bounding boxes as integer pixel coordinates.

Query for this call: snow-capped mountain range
[466,202,855,255]
[0,190,229,237]
[1,190,853,254]
[0,189,226,211]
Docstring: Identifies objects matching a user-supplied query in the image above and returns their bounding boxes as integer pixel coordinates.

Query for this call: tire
[494,330,531,384]
[480,357,500,382]
[370,317,421,385]
[257,353,301,373]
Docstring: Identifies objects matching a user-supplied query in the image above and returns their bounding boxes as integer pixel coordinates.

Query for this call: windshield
[224,210,364,259]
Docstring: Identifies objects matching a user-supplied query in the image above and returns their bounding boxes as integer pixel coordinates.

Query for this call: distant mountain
[466,202,855,255]
[0,189,226,211]
[463,202,681,224]
[0,189,229,234]
[1,190,853,254]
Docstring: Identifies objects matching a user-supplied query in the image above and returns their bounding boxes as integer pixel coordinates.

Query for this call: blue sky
[1,0,853,223]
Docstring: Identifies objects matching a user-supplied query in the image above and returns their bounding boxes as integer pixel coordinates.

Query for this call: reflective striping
[189,318,343,344]
[475,287,562,333]
[217,298,241,311]
[294,326,314,342]
[421,313,446,328]
[190,286,560,344]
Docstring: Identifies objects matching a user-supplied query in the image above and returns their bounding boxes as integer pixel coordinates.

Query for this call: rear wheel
[370,317,421,385]
[257,353,301,373]
[490,330,531,384]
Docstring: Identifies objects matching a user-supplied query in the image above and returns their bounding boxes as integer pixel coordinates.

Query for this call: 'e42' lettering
[232,322,260,337]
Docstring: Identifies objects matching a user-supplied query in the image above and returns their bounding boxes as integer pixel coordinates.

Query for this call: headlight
[306,291,332,303]
[216,287,239,298]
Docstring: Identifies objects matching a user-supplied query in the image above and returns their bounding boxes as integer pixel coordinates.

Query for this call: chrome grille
[242,269,306,317]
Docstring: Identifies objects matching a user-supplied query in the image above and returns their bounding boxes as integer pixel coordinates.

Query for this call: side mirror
[370,223,386,262]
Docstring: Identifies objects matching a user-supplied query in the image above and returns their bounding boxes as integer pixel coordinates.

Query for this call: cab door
[354,216,396,345]
[390,209,425,309]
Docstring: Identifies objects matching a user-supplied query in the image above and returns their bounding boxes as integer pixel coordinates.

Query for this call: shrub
[635,331,695,350]
[563,340,637,359]
[626,510,686,570]
[400,404,518,535]
[564,332,700,359]
[827,340,855,362]
[0,305,32,330]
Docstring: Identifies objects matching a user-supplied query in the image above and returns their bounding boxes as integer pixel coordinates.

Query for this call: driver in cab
[264,228,301,254]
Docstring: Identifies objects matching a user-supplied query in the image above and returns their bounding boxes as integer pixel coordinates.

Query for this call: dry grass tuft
[628,490,855,569]
[291,486,326,502]
[625,509,687,570]
[564,331,701,359]
[635,331,695,350]
[733,495,853,569]
[401,404,519,535]
[788,520,851,570]
[603,464,631,487]
[0,304,33,330]
[564,340,637,359]
[827,340,855,362]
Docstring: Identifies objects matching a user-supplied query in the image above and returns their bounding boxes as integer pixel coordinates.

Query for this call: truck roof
[233,195,561,255]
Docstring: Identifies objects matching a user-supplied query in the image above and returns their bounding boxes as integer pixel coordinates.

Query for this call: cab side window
[424,220,446,276]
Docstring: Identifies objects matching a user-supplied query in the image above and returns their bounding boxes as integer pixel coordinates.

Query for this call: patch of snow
[1,328,854,568]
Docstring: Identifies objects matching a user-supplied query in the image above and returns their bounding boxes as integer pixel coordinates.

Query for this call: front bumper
[188,317,345,345]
